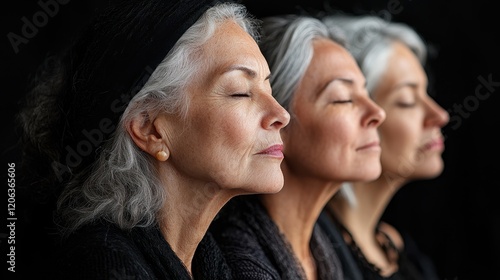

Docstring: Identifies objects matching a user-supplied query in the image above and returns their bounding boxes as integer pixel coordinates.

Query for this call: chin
[414,159,444,179]
[240,174,284,195]
[255,181,284,194]
[359,162,383,181]
[364,171,383,182]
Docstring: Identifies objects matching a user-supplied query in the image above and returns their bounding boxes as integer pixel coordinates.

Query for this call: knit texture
[53,220,232,279]
[210,195,344,280]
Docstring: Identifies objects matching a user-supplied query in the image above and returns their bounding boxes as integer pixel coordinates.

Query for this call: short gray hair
[57,2,261,234]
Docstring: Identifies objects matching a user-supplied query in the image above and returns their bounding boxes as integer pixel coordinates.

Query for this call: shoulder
[211,223,281,280]
[210,197,281,280]
[53,222,153,280]
[210,196,264,246]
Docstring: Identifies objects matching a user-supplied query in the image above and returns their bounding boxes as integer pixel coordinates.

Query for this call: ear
[127,113,170,161]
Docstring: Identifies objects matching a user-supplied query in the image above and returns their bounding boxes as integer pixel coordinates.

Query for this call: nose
[424,97,449,128]
[261,94,290,130]
[362,96,386,128]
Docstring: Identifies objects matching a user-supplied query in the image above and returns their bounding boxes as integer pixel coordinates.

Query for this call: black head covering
[53,0,231,179]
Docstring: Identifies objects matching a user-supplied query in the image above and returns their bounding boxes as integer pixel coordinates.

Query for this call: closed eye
[396,102,416,108]
[332,100,353,104]
[231,93,251,97]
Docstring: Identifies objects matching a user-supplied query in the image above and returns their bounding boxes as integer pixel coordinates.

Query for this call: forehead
[385,41,426,79]
[202,20,260,62]
[295,38,364,97]
[307,38,362,79]
[196,19,266,78]
[372,42,427,100]
[375,42,427,92]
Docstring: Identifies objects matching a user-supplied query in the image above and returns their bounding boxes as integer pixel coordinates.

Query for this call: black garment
[318,208,439,280]
[317,210,363,280]
[210,195,344,280]
[53,221,232,280]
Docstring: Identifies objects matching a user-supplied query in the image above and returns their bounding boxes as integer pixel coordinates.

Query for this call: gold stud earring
[155,150,169,161]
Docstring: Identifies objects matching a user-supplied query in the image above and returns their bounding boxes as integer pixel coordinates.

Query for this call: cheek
[285,116,349,167]
[178,104,250,170]
[379,116,420,163]
[190,108,258,181]
[208,108,286,190]
[206,108,257,154]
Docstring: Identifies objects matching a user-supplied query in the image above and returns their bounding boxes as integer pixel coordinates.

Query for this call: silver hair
[57,2,260,233]
[322,14,427,94]
[259,15,346,112]
[322,15,427,207]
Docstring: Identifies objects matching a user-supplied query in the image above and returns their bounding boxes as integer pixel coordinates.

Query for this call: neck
[261,163,341,264]
[157,165,236,274]
[329,172,403,246]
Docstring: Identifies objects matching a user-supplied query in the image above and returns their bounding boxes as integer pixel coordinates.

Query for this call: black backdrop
[2,0,498,279]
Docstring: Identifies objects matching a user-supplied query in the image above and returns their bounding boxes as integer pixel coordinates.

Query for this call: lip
[356,141,381,151]
[422,138,444,151]
[257,144,284,158]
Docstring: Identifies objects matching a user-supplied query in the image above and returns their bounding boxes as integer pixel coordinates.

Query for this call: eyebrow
[318,77,366,97]
[223,65,271,81]
[391,81,420,91]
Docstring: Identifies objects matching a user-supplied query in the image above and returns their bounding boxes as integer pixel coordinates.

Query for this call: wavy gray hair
[57,2,261,233]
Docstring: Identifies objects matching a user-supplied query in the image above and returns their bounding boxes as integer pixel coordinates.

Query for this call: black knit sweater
[52,220,232,279]
[210,195,344,280]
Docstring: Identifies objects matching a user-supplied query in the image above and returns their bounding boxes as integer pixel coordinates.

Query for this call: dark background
[2,0,498,279]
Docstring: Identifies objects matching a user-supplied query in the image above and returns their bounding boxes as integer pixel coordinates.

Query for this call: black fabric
[319,207,439,280]
[318,210,364,280]
[52,221,232,279]
[398,230,440,280]
[210,195,343,280]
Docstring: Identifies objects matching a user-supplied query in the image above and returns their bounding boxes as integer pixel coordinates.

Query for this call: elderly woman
[210,14,385,279]
[319,14,449,280]
[17,0,290,279]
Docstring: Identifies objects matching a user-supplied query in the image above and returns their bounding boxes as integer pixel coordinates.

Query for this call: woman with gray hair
[210,14,385,279]
[17,0,290,279]
[319,14,449,280]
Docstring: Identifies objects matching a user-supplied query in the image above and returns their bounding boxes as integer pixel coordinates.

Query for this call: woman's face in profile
[164,20,290,194]
[282,38,385,183]
[372,41,449,180]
